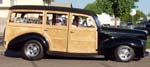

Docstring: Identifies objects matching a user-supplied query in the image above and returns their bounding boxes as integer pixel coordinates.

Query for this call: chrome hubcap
[25,43,40,58]
[118,47,132,61]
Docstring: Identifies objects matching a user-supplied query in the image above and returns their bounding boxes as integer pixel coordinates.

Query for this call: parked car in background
[135,20,150,35]
[3,5,148,62]
[120,22,136,29]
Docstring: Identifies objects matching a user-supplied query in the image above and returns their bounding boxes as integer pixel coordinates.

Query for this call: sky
[136,0,150,15]
[55,0,150,15]
[55,0,95,8]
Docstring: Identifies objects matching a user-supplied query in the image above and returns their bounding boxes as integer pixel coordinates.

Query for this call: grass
[146,38,150,49]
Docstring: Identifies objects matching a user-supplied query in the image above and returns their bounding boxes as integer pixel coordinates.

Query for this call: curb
[0,45,5,56]
[0,45,5,52]
[146,49,150,56]
[146,49,150,52]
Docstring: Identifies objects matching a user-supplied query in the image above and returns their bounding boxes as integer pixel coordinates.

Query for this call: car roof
[9,5,96,16]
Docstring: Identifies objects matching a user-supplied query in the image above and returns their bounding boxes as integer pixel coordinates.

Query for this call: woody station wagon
[3,5,148,62]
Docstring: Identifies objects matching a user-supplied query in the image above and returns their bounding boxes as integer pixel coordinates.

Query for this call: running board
[47,51,105,59]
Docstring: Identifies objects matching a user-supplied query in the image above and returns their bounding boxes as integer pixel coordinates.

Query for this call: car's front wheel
[22,40,44,60]
[115,45,135,62]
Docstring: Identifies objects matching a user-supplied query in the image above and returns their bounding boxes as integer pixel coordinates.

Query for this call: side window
[47,13,68,26]
[10,12,43,24]
[72,15,95,28]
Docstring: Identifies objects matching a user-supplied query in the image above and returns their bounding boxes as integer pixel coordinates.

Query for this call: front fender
[101,37,145,58]
[103,38,144,48]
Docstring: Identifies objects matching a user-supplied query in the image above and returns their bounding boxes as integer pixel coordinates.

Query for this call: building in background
[50,2,72,8]
[0,0,72,34]
[0,0,45,34]
[147,16,150,20]
[0,0,72,18]
[0,0,44,18]
[97,13,120,26]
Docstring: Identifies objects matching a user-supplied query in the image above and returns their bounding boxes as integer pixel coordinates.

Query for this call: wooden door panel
[68,28,97,53]
[46,26,67,52]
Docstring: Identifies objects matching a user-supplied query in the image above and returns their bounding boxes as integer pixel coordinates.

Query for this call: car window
[46,13,68,26]
[72,15,95,28]
[10,12,43,24]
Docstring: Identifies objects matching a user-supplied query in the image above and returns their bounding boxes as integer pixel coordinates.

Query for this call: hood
[100,27,148,40]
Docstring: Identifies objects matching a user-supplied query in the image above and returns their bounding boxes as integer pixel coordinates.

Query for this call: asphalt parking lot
[0,37,150,67]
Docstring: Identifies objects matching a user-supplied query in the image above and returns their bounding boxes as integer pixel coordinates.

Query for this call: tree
[84,0,139,22]
[121,10,146,22]
[84,2,100,14]
[134,10,146,22]
[96,0,113,15]
[148,13,150,17]
[85,0,113,15]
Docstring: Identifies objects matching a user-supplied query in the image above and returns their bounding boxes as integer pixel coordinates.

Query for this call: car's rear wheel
[115,45,135,62]
[22,40,44,60]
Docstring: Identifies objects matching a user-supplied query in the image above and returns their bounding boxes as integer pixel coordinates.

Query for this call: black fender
[8,33,49,52]
[101,37,145,58]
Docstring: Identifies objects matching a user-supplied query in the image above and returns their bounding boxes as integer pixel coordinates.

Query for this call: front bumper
[134,40,147,58]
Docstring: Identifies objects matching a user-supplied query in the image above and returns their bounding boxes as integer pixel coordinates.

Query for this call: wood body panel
[45,26,68,52]
[4,9,98,54]
[68,28,97,53]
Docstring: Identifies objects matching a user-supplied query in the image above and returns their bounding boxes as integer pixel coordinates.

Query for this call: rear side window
[46,13,68,26]
[9,12,43,24]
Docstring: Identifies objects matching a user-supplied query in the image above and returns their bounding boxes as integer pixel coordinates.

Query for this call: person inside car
[72,16,80,27]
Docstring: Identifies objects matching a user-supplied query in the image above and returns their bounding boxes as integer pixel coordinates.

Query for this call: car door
[45,11,69,52]
[68,13,98,53]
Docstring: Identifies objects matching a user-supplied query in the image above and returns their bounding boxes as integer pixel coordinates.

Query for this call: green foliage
[84,0,139,22]
[84,0,113,15]
[120,14,131,22]
[96,0,137,17]
[146,37,150,49]
[121,10,146,22]
[96,0,113,15]
[148,13,150,17]
[118,0,134,17]
[134,10,146,21]
[133,0,139,2]
[84,2,100,14]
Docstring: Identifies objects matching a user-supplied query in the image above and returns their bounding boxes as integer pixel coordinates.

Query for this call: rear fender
[8,33,49,51]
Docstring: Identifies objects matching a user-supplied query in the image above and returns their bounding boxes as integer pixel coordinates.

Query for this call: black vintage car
[100,27,147,61]
[4,5,148,62]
